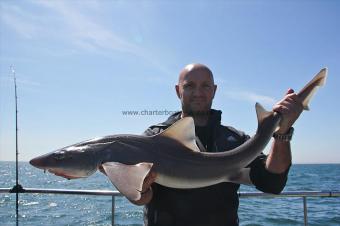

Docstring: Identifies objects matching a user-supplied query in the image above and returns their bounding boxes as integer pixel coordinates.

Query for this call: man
[132,63,303,226]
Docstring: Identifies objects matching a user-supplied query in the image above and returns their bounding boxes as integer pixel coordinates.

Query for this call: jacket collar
[160,109,222,128]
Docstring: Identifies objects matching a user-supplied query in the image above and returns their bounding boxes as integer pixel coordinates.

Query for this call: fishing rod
[9,65,24,226]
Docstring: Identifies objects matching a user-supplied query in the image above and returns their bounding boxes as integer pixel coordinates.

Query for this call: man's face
[176,67,217,116]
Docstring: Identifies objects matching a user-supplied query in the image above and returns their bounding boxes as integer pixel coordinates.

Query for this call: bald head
[175,63,217,122]
[178,63,214,85]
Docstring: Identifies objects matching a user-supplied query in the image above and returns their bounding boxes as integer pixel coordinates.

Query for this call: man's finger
[143,171,157,189]
[98,165,107,175]
[286,88,294,95]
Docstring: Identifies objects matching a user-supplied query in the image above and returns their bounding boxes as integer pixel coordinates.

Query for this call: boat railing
[1,188,339,226]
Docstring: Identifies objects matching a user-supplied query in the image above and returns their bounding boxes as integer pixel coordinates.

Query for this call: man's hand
[273,88,304,134]
[131,171,157,205]
[98,165,106,175]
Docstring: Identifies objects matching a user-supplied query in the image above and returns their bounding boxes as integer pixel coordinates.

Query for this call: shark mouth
[47,169,80,180]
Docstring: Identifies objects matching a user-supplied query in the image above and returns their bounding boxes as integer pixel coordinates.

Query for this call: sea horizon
[1,162,340,225]
[2,160,340,165]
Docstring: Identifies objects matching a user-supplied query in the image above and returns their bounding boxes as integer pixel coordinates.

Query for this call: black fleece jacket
[143,109,290,226]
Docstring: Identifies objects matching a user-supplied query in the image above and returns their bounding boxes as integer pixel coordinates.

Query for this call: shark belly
[155,172,227,189]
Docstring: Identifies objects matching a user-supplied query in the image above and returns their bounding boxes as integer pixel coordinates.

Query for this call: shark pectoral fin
[228,168,253,186]
[297,68,327,110]
[157,117,201,152]
[102,162,153,201]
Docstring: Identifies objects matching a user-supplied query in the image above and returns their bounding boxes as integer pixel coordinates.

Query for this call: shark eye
[53,151,66,160]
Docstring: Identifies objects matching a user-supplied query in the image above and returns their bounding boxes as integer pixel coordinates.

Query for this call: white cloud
[224,90,276,105]
[16,78,41,87]
[0,0,172,77]
[0,75,41,88]
[1,1,141,55]
[0,67,41,89]
[31,0,140,54]
[0,4,41,39]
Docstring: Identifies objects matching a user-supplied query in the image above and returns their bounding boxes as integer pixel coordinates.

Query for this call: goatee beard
[184,110,211,117]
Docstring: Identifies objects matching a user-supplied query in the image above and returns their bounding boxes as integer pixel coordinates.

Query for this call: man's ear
[175,85,181,98]
[212,85,217,99]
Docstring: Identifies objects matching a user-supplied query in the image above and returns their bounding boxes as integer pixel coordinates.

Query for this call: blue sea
[0,162,339,226]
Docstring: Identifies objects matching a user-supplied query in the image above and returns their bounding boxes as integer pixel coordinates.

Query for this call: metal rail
[1,188,339,226]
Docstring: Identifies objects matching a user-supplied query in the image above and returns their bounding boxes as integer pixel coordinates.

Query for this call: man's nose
[192,87,205,97]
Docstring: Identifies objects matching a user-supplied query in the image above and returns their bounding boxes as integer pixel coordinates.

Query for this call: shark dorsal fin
[158,117,201,152]
[255,102,272,123]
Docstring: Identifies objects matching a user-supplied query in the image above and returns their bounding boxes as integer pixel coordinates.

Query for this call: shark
[30,68,327,201]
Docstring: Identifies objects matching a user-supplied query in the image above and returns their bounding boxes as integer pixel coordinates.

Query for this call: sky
[0,0,339,163]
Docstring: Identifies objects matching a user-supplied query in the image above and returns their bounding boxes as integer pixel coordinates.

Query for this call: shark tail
[298,68,327,111]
